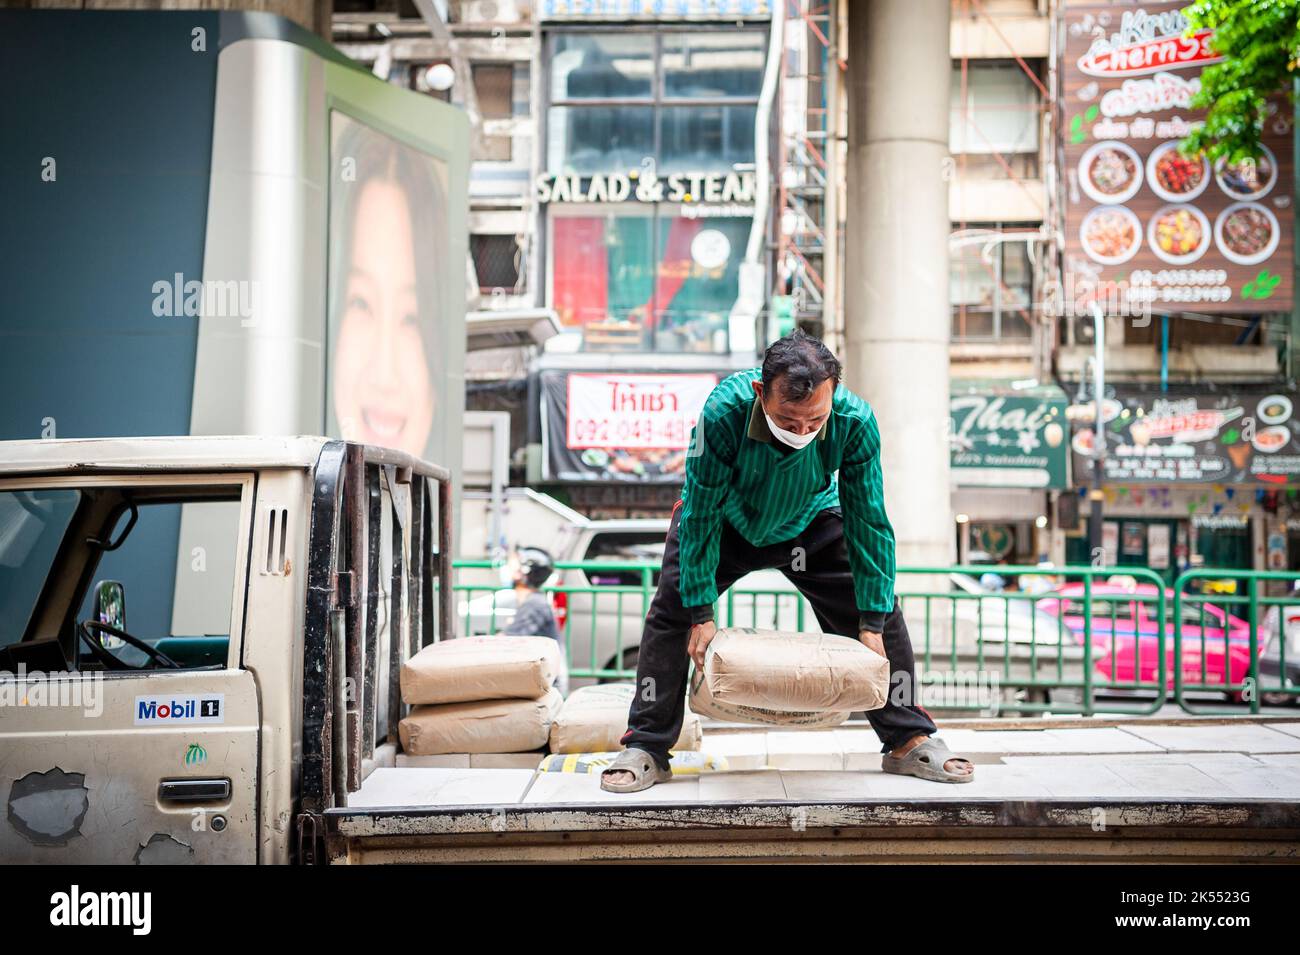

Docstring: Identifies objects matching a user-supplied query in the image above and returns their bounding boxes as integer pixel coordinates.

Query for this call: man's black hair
[761,329,843,402]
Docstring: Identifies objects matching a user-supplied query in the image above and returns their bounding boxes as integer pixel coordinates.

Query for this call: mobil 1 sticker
[134,694,225,725]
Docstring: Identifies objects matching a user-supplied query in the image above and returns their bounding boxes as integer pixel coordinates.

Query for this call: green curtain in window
[605,216,654,325]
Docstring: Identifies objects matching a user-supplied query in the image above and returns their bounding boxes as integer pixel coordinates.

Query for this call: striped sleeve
[837,405,896,617]
[676,409,738,616]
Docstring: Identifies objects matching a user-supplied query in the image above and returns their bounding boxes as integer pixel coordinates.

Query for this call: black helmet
[515,547,554,588]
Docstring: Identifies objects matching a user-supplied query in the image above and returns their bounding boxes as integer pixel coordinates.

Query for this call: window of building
[473,63,517,162]
[661,31,765,99]
[546,29,764,175]
[474,64,514,119]
[551,33,656,99]
[550,209,749,353]
[1124,312,1271,348]
[950,225,1034,341]
[471,234,523,295]
[547,105,655,174]
[659,103,757,173]
[950,60,1042,178]
[545,27,766,354]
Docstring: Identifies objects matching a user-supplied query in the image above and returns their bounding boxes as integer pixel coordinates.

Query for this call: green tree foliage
[1179,0,1300,161]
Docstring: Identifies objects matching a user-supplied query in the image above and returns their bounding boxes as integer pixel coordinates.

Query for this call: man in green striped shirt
[602,331,973,791]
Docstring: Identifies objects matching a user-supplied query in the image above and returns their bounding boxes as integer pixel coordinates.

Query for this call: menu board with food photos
[1061,1,1294,314]
[1069,388,1300,485]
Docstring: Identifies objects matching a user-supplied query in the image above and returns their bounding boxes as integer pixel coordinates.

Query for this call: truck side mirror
[92,579,126,650]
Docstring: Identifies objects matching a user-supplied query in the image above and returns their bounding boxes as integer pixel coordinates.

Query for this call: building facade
[335,0,1300,583]
[948,0,1300,584]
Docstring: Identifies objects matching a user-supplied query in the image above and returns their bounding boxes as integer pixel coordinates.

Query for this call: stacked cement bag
[549,683,702,754]
[688,628,889,728]
[398,636,563,755]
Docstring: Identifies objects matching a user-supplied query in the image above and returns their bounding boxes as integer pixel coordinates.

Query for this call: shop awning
[466,308,561,353]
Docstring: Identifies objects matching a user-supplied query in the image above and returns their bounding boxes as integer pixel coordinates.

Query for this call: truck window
[76,498,241,670]
[581,532,665,587]
[0,489,81,650]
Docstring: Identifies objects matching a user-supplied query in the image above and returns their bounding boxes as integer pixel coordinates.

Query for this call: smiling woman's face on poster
[327,113,448,461]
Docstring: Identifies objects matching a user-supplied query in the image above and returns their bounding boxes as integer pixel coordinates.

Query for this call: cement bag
[399,687,563,755]
[688,669,849,728]
[548,683,702,754]
[703,628,890,713]
[400,635,561,705]
[538,750,727,775]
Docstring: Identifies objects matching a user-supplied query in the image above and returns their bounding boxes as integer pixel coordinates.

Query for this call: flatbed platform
[321,717,1300,863]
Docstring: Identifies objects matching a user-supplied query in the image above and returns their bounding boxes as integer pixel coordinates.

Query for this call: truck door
[0,474,260,863]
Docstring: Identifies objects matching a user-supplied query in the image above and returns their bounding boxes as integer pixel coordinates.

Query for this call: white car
[935,572,1070,646]
[1258,598,1300,705]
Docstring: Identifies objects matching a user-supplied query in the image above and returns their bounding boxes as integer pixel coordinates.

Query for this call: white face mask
[500,556,520,587]
[764,411,819,450]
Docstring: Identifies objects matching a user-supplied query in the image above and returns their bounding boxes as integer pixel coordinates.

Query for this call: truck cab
[0,436,451,864]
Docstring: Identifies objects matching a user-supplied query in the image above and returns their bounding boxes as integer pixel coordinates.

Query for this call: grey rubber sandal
[881,736,974,784]
[599,747,674,793]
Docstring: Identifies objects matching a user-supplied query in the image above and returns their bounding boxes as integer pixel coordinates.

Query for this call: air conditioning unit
[458,0,529,25]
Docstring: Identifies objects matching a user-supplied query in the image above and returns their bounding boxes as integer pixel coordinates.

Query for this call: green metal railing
[450,559,1299,716]
[1171,569,1299,715]
[895,564,1169,717]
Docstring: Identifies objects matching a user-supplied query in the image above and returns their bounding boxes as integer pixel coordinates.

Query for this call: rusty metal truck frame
[295,440,453,861]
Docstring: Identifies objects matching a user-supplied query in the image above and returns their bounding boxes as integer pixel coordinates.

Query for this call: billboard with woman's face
[326,111,453,466]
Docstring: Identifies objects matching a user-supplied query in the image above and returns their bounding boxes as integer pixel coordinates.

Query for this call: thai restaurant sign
[541,370,718,482]
[1060,2,1294,313]
[949,386,1071,489]
[1068,388,1300,485]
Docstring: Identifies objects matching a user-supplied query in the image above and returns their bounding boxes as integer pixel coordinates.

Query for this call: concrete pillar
[844,0,954,570]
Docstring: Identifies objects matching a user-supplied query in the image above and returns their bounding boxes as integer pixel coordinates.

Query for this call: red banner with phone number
[541,370,718,483]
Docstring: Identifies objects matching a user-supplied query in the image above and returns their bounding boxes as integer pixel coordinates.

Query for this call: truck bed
[321,717,1300,863]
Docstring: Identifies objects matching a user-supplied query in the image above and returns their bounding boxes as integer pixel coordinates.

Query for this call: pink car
[1037,583,1256,689]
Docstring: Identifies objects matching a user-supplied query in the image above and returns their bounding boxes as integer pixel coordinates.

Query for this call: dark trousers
[621,504,939,771]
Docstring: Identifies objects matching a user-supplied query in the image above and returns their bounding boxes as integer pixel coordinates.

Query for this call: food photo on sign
[1061,1,1294,313]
